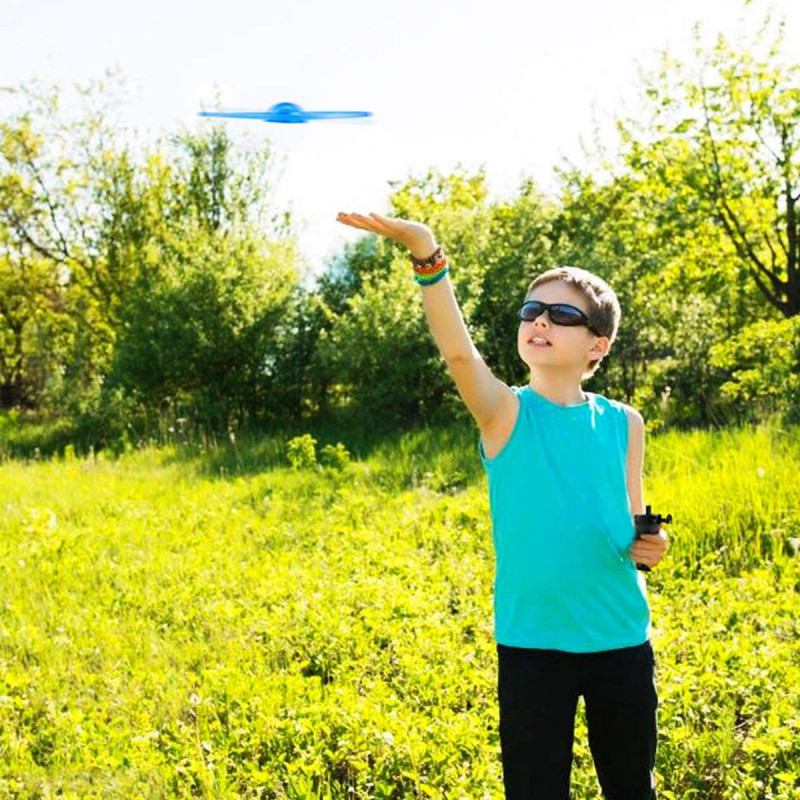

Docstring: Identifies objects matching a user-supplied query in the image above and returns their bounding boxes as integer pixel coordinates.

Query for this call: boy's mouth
[528,336,552,347]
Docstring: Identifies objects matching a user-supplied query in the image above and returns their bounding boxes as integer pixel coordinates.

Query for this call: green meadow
[1,419,799,799]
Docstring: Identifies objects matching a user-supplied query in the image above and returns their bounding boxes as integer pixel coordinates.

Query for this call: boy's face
[517,282,610,375]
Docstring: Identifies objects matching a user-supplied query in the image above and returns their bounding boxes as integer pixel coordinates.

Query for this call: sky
[3,0,799,283]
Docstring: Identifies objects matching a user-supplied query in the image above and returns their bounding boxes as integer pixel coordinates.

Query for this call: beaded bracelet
[411,245,449,286]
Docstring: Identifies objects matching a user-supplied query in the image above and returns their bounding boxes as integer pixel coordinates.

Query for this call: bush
[286,433,318,470]
[319,442,351,471]
[709,317,800,425]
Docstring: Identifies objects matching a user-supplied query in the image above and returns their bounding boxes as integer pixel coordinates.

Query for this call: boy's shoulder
[591,392,644,425]
[616,399,644,424]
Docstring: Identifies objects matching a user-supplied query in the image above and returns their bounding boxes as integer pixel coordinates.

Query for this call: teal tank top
[478,385,651,652]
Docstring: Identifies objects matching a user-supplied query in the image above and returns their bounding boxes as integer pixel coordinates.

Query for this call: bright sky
[3,0,799,283]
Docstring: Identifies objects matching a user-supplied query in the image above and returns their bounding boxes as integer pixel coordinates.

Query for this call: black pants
[497,640,658,800]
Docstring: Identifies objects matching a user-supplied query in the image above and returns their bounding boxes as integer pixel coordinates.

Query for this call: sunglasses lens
[549,305,585,325]
[520,301,588,326]
[519,301,543,321]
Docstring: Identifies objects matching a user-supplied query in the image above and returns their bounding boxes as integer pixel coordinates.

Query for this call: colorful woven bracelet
[413,256,448,275]
[410,244,444,268]
[414,264,449,286]
[411,244,449,286]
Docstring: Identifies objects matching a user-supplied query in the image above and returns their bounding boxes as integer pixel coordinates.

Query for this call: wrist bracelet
[411,244,449,286]
[410,244,444,267]
[414,265,449,286]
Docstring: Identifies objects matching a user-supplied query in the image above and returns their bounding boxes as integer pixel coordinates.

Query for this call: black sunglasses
[518,300,600,335]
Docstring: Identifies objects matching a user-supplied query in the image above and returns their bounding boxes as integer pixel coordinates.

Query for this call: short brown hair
[525,266,621,379]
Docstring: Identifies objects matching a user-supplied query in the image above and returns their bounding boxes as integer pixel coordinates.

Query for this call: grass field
[1,418,799,799]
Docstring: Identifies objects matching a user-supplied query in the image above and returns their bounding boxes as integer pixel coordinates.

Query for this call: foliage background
[2,16,800,452]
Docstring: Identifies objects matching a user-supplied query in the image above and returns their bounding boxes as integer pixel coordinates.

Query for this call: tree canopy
[2,14,799,455]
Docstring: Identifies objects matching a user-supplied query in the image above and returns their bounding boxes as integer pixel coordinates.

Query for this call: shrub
[708,317,800,424]
[286,433,317,470]
[319,442,351,470]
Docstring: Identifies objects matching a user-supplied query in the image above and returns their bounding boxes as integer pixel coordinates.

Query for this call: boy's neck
[528,374,588,407]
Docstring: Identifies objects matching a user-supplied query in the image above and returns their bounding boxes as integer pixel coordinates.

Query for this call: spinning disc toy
[197,101,372,124]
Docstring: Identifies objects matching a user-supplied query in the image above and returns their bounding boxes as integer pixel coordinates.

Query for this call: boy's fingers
[338,213,378,232]
[352,212,385,228]
[367,213,400,233]
[354,212,403,239]
[630,546,660,563]
[632,536,662,548]
[369,212,401,228]
[635,537,664,550]
[337,211,417,248]
[632,539,664,553]
[363,212,391,227]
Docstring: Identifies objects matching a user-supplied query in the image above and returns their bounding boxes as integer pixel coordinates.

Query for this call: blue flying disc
[197,101,372,124]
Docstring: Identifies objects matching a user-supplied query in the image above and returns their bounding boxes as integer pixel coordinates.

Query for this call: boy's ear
[589,336,611,359]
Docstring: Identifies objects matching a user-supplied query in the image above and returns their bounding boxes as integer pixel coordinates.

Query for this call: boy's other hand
[629,524,669,569]
[336,212,437,260]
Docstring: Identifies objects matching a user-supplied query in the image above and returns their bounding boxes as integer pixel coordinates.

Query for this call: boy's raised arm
[336,212,510,430]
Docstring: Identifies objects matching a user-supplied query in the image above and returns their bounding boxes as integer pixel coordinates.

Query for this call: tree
[312,167,504,425]
[619,13,800,318]
[0,72,302,439]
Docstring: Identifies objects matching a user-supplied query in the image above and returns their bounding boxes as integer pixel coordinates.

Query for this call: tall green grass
[0,420,798,798]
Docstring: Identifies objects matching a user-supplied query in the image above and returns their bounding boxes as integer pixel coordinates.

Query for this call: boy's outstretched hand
[629,525,669,569]
[336,212,438,261]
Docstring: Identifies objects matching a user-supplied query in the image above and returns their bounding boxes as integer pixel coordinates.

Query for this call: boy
[335,211,669,800]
